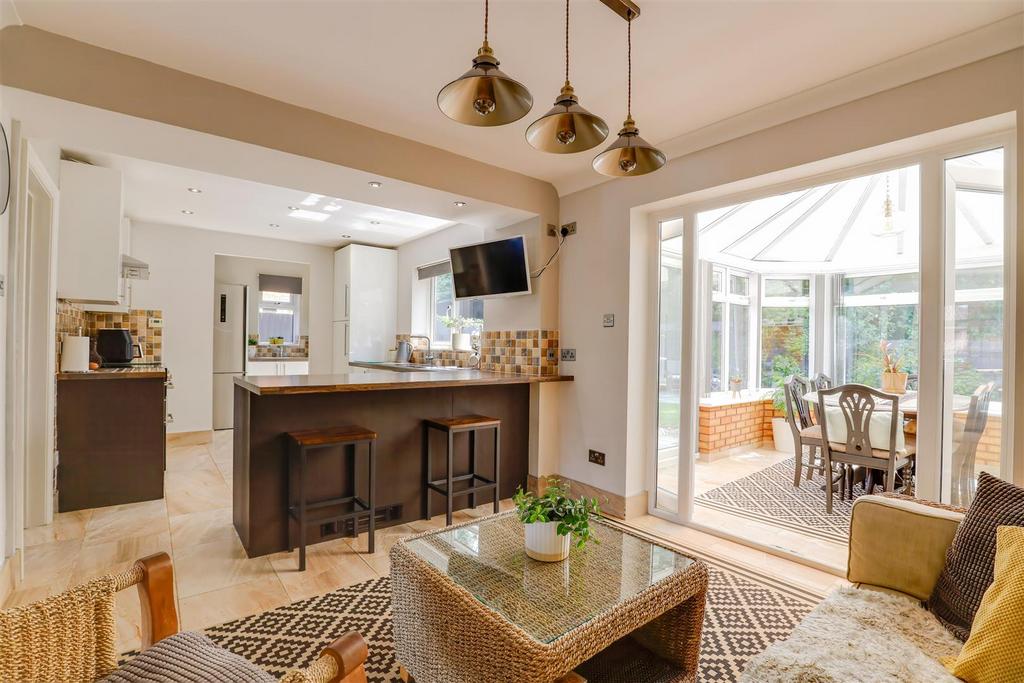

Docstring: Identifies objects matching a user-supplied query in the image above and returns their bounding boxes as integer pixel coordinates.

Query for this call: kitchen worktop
[56,366,167,380]
[234,370,573,395]
[247,356,309,362]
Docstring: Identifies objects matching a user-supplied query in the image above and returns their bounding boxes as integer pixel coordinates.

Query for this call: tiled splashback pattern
[481,330,559,376]
[56,300,164,366]
[249,336,309,358]
[396,334,475,367]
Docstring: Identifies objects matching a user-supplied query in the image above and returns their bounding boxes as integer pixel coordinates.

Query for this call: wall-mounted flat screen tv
[449,235,531,300]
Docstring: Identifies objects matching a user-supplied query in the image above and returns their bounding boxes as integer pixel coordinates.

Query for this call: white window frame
[758,274,814,388]
[707,265,756,392]
[258,290,300,342]
[426,270,484,349]
[646,128,1016,540]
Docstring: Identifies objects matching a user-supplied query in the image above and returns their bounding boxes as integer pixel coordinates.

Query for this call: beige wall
[558,49,1024,499]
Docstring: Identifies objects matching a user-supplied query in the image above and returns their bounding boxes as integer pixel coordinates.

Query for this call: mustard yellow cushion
[945,525,1024,682]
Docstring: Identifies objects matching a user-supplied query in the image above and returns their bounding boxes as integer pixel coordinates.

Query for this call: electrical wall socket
[603,313,615,327]
[547,222,578,237]
[560,348,576,362]
[588,449,606,466]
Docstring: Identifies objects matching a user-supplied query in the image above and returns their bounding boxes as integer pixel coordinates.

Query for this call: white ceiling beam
[825,177,879,262]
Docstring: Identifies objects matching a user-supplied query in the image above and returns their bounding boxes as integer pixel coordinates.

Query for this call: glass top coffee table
[390,511,708,682]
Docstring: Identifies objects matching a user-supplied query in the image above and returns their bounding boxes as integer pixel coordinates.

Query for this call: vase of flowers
[878,341,908,394]
[439,309,483,352]
[513,478,600,562]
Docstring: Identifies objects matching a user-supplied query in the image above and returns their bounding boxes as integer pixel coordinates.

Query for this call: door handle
[345,284,350,318]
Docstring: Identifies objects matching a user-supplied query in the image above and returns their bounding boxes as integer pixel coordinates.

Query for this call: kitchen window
[429,271,483,346]
[258,290,300,343]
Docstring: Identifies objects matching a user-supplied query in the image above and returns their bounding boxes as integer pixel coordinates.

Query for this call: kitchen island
[232,370,572,557]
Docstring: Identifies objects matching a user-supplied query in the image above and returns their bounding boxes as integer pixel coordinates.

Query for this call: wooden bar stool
[424,415,501,526]
[286,425,376,571]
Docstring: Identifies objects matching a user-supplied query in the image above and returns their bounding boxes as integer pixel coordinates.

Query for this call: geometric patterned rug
[199,567,815,682]
[696,457,860,544]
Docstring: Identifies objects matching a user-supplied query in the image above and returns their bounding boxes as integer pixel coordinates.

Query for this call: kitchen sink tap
[409,335,434,365]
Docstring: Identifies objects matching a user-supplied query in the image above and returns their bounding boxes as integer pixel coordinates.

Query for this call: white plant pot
[452,332,472,352]
[524,521,571,562]
[772,417,796,454]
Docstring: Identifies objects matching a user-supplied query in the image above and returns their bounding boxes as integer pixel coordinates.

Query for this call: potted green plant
[513,478,600,562]
[439,309,483,352]
[878,341,908,394]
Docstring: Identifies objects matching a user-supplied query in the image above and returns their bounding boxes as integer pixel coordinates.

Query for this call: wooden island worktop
[232,370,572,557]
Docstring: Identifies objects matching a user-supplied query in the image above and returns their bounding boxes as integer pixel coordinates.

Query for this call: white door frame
[6,130,59,556]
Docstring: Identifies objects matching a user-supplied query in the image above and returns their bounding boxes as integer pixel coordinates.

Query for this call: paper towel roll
[61,335,90,373]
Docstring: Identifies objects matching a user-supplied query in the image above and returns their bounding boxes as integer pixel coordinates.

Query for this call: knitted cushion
[101,631,275,683]
[928,473,1024,640]
[943,526,1024,682]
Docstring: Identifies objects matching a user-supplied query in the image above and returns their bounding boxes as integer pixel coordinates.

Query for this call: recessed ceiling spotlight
[181,209,194,215]
[370,221,381,225]
[187,187,202,193]
[454,201,467,207]
[269,223,280,228]
[368,181,383,188]
[287,205,299,211]
[341,234,351,238]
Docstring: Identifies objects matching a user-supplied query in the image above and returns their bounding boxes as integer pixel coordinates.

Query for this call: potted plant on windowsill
[878,340,908,394]
[513,478,600,562]
[439,310,483,352]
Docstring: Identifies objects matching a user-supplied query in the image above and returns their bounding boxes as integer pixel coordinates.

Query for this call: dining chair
[811,373,833,391]
[783,375,826,487]
[950,382,995,507]
[816,383,916,514]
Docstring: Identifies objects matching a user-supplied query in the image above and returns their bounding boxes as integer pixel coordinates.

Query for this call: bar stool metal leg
[423,424,431,522]
[493,424,501,513]
[446,430,454,526]
[468,429,477,511]
[367,439,376,554]
[298,445,307,572]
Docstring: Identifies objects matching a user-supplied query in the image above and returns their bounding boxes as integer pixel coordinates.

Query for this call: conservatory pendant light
[593,10,665,177]
[437,0,533,126]
[872,175,905,237]
[525,0,608,153]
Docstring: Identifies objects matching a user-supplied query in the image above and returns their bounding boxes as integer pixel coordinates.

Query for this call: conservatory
[655,145,1008,565]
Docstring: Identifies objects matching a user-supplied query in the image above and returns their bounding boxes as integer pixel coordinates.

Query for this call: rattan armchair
[0,552,368,683]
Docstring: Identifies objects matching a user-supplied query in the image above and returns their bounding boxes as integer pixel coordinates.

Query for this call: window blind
[417,261,452,281]
[258,274,303,294]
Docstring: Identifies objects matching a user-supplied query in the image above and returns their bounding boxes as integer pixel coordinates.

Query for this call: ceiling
[9,1,1022,195]
[76,151,530,247]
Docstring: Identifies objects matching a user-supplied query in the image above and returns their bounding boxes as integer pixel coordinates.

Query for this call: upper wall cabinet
[57,161,124,304]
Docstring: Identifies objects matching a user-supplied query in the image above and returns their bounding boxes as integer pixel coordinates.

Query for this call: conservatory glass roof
[698,149,1004,273]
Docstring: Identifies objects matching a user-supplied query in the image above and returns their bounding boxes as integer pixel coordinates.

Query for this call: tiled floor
[5,431,840,654]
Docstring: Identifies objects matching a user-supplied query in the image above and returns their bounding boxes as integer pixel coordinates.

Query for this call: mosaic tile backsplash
[481,330,559,376]
[249,336,309,358]
[56,300,163,366]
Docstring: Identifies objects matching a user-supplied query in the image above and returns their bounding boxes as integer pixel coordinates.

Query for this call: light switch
[148,317,163,328]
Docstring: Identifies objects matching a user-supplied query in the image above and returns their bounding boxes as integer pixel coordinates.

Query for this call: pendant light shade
[526,1,608,153]
[593,11,665,177]
[592,117,665,176]
[437,1,533,126]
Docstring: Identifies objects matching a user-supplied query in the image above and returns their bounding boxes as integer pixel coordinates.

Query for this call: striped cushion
[101,631,274,683]
[928,473,1024,640]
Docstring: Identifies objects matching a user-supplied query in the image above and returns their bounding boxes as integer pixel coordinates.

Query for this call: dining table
[801,389,972,418]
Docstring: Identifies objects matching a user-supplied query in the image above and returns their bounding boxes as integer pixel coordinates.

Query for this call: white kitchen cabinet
[246,359,309,376]
[57,161,124,303]
[333,245,396,371]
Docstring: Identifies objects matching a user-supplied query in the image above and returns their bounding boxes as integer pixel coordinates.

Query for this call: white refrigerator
[213,282,247,430]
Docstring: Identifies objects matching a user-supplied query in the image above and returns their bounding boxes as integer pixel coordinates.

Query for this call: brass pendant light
[525,0,608,153]
[593,11,665,177]
[437,0,533,126]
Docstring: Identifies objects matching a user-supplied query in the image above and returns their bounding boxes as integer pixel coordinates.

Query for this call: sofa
[741,494,967,682]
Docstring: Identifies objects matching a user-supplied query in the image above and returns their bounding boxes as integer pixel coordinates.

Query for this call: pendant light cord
[627,12,632,119]
[484,0,489,43]
[565,0,570,84]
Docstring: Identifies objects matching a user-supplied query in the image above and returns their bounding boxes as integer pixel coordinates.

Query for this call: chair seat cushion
[101,631,275,683]
[928,473,1024,640]
[798,424,822,441]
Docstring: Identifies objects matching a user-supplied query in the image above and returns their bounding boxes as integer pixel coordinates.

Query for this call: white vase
[452,332,472,352]
[524,521,571,562]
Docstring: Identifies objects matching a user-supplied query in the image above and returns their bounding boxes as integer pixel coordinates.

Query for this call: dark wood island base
[232,371,571,558]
